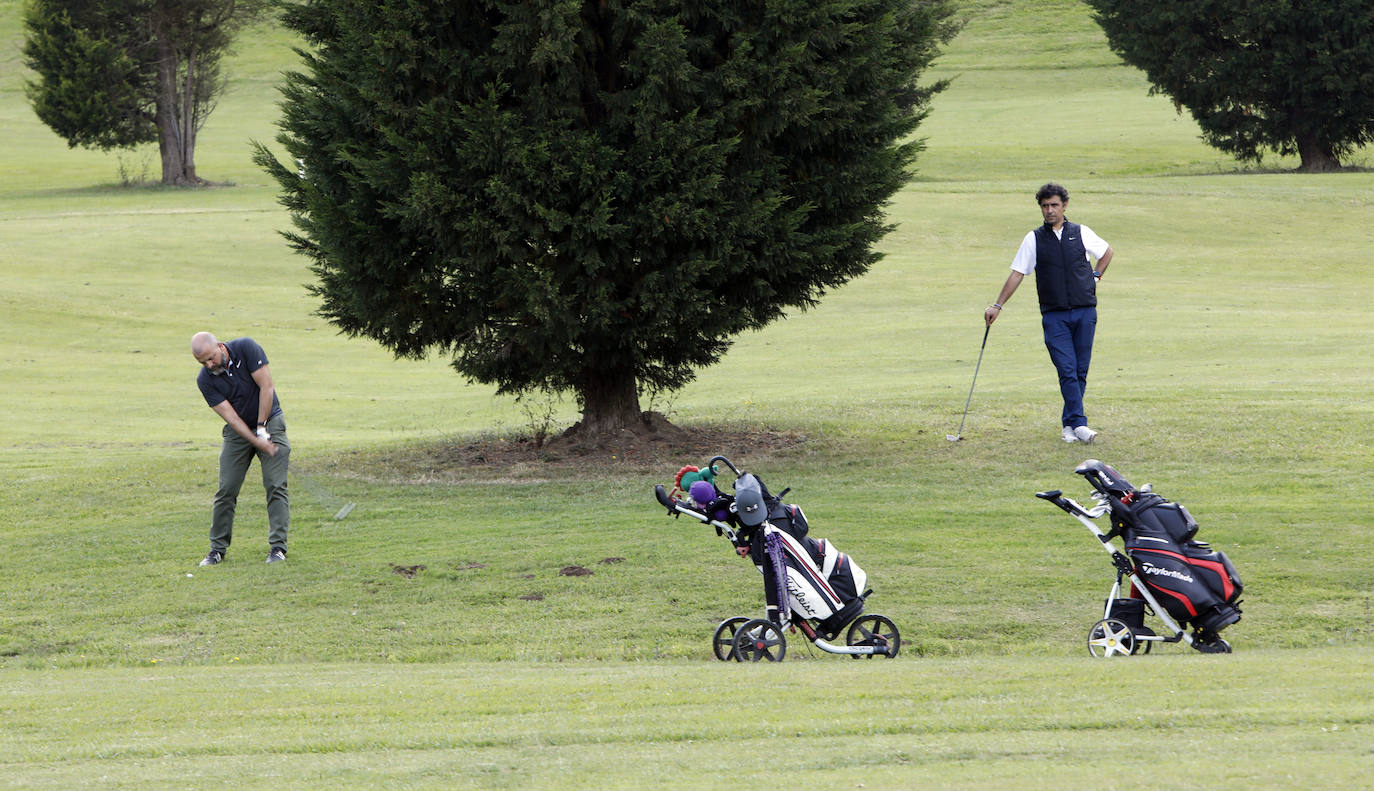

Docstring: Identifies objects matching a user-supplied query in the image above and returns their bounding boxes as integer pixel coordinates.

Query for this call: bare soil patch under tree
[307,414,809,485]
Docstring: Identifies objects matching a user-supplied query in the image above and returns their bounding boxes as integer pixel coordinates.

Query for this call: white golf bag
[757,525,868,636]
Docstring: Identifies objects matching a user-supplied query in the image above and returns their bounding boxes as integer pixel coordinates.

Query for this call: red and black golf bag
[1080,462,1243,638]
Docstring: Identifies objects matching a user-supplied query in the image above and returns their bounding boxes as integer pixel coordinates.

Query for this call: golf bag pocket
[1132,548,1224,624]
[1106,597,1146,630]
[1132,495,1198,544]
[766,527,847,622]
[1193,602,1242,633]
[768,502,809,542]
[1183,544,1243,604]
[812,538,867,603]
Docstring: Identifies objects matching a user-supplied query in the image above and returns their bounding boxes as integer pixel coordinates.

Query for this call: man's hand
[253,425,278,456]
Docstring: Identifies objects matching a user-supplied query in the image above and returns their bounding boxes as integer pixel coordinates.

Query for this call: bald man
[192,332,290,565]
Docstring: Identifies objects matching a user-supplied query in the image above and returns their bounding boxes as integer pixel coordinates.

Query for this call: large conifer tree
[258,0,957,434]
[1087,0,1374,172]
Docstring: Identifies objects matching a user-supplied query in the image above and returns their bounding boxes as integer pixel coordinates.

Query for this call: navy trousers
[1041,306,1097,429]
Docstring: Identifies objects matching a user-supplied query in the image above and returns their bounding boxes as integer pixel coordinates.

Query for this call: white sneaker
[1062,426,1079,443]
[1073,425,1098,443]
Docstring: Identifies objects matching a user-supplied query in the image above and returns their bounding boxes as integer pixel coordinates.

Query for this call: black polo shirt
[197,337,283,427]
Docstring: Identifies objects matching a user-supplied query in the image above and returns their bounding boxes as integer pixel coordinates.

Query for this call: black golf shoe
[199,550,224,566]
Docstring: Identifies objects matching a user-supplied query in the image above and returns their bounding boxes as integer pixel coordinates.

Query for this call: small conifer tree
[23,0,267,184]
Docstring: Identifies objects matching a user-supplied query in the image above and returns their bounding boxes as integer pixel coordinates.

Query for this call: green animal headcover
[679,467,716,490]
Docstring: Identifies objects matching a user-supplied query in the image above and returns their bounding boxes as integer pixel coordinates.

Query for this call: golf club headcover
[671,465,697,497]
[678,467,716,491]
[688,480,717,506]
[674,465,698,489]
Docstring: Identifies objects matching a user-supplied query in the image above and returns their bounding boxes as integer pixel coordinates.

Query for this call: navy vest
[1033,220,1096,313]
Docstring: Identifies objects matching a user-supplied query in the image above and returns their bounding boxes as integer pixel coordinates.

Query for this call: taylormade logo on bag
[1140,562,1193,583]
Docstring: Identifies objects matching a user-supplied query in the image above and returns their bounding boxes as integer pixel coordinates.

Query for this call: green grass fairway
[2,0,1372,787]
[4,651,1371,790]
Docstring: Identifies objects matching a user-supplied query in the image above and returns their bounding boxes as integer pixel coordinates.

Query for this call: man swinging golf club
[191,332,291,565]
[985,183,1114,443]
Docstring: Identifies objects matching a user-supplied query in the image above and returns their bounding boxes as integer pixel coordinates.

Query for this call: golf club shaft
[954,325,990,437]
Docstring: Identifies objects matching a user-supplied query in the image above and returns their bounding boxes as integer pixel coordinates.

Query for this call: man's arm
[1094,247,1113,278]
[210,400,277,456]
[251,364,276,427]
[985,271,1024,325]
[1080,225,1111,278]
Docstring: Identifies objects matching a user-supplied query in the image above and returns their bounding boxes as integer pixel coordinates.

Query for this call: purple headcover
[689,480,717,505]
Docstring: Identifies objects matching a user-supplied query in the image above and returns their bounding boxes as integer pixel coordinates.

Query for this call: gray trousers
[210,413,290,553]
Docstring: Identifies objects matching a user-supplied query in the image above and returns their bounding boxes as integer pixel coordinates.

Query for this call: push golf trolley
[1037,459,1244,657]
[653,456,900,662]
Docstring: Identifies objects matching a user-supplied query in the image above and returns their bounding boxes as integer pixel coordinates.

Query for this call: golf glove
[255,426,270,440]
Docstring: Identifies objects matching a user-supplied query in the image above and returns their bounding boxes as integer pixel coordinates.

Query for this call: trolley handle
[654,484,739,543]
[1035,489,1110,519]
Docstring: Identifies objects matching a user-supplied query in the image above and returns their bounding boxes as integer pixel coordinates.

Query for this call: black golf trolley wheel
[732,619,787,662]
[845,614,901,658]
[711,616,752,661]
[1087,618,1138,658]
[1191,633,1232,654]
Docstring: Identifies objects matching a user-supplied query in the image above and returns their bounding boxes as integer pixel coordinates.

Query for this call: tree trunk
[180,51,198,183]
[574,367,643,436]
[153,36,198,185]
[1295,132,1341,173]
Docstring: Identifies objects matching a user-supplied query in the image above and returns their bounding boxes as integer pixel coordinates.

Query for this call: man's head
[1035,183,1069,228]
[191,332,226,374]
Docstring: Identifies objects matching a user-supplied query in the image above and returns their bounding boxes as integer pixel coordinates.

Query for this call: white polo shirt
[1011,223,1110,275]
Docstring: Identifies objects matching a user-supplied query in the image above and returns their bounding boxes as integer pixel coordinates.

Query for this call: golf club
[947,325,991,442]
[297,468,358,521]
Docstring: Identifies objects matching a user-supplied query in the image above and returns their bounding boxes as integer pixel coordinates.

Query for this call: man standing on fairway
[191,332,290,564]
[985,183,1114,443]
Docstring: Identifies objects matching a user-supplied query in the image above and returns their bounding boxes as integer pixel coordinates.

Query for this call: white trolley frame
[1035,488,1194,656]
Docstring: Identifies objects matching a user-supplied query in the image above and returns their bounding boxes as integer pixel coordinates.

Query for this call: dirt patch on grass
[311,414,810,484]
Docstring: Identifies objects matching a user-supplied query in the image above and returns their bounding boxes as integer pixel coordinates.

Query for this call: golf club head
[945,434,962,442]
[333,502,356,520]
